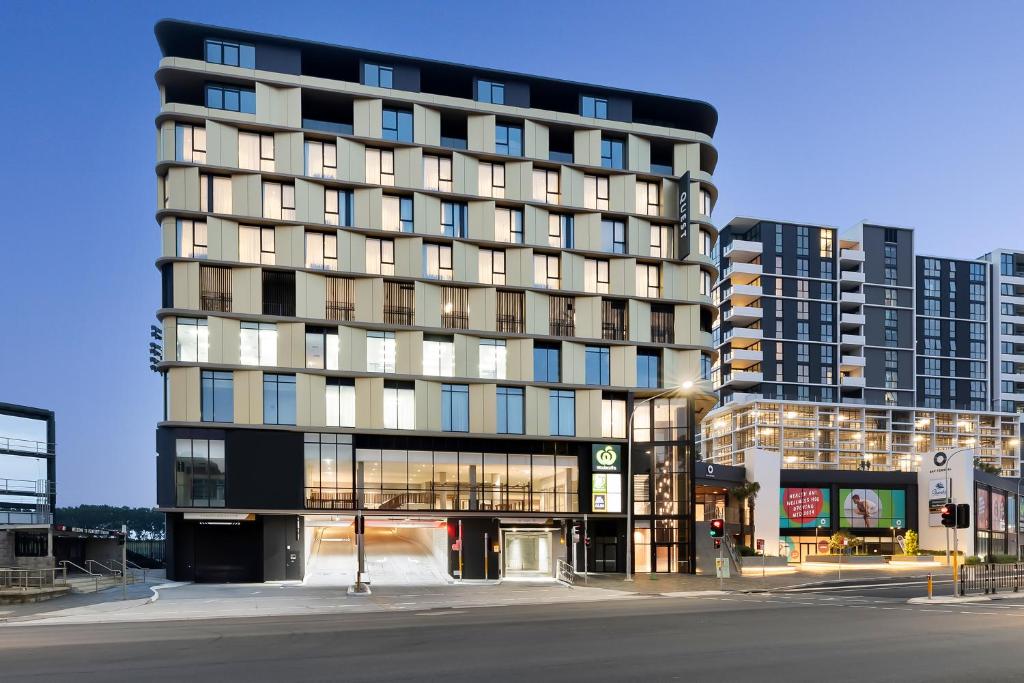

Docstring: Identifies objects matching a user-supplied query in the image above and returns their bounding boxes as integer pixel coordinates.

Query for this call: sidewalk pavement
[0,563,952,627]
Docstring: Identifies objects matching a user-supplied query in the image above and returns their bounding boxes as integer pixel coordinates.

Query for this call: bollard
[927,573,933,600]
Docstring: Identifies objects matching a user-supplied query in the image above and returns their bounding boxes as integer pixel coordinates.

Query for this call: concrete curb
[907,595,991,604]
[147,582,189,604]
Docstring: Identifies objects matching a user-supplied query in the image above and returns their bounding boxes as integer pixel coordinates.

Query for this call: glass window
[205,84,255,114]
[366,148,396,186]
[496,387,524,434]
[533,169,560,204]
[174,123,206,163]
[239,225,275,265]
[602,219,627,254]
[442,384,470,432]
[534,343,560,382]
[304,139,337,179]
[636,264,661,298]
[263,374,296,425]
[636,180,660,216]
[305,231,338,271]
[238,131,274,171]
[382,108,413,143]
[584,175,609,210]
[239,322,277,366]
[601,137,624,169]
[382,195,413,232]
[495,208,524,244]
[548,214,574,248]
[424,243,454,280]
[176,318,209,362]
[637,350,661,388]
[363,63,393,88]
[602,396,626,438]
[325,380,356,428]
[175,438,226,507]
[305,326,339,370]
[441,202,469,238]
[201,371,233,423]
[479,339,507,379]
[477,80,504,104]
[200,174,232,214]
[423,335,455,376]
[479,248,506,285]
[549,390,575,436]
[367,331,396,373]
[383,383,414,429]
[650,225,673,259]
[423,155,452,191]
[325,189,354,227]
[584,258,610,294]
[495,123,523,156]
[585,346,610,385]
[581,95,608,119]
[366,238,395,275]
[262,181,295,220]
[534,253,560,289]
[205,38,255,68]
[176,219,208,259]
[478,162,506,198]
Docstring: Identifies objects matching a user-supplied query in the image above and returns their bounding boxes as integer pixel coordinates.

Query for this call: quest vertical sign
[676,171,691,259]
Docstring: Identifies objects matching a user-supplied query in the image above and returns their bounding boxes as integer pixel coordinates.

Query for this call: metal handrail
[724,535,743,571]
[556,559,576,586]
[110,559,147,584]
[0,566,67,589]
[60,560,100,592]
[85,560,122,577]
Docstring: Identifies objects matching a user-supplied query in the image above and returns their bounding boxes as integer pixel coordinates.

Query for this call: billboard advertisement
[992,492,1007,532]
[838,488,906,529]
[977,488,989,531]
[779,487,830,529]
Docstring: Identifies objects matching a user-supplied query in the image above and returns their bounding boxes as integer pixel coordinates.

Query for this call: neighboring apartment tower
[0,403,56,569]
[709,218,1020,476]
[982,249,1024,416]
[154,20,719,582]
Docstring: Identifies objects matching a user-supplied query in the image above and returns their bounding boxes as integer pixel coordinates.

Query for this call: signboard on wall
[839,488,906,529]
[592,473,622,513]
[591,444,622,473]
[977,488,990,531]
[779,488,830,529]
[676,171,691,259]
[928,478,948,527]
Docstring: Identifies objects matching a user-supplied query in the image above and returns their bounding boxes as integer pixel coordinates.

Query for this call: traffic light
[713,539,721,549]
[956,503,971,529]
[709,518,725,538]
[940,503,956,528]
[116,532,126,546]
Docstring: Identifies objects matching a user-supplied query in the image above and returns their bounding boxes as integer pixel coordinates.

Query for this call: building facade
[983,249,1024,416]
[154,20,719,582]
[0,403,56,569]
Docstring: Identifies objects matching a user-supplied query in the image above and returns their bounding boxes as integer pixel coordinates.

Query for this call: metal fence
[958,563,1024,595]
[0,567,67,589]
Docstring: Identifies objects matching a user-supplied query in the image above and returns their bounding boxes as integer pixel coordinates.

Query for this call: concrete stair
[65,574,138,594]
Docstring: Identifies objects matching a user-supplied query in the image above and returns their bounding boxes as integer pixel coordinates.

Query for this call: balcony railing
[200,292,232,313]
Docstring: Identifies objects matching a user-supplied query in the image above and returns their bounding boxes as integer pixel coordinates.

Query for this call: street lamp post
[625,381,694,583]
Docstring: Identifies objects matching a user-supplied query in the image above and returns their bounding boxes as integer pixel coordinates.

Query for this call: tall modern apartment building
[154,20,718,582]
[709,218,1020,476]
[982,249,1024,416]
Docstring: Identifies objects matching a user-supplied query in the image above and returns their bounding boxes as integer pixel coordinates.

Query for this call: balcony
[840,270,865,288]
[840,249,866,265]
[840,313,866,329]
[840,291,865,308]
[720,283,762,306]
[840,375,866,388]
[720,261,762,285]
[722,239,762,263]
[720,370,764,388]
[722,327,763,348]
[840,355,867,369]
[841,334,866,348]
[723,305,763,325]
[722,347,762,369]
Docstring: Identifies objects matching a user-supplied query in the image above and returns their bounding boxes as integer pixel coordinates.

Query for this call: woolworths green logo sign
[592,444,621,472]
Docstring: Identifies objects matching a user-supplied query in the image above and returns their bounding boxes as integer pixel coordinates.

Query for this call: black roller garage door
[194,522,260,583]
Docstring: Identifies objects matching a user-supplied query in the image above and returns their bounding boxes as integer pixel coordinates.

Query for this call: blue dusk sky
[0,1,1021,506]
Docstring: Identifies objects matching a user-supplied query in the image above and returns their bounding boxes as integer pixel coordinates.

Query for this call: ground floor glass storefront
[304,434,579,513]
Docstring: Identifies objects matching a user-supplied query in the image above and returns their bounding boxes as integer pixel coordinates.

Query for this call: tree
[903,529,919,556]
[828,530,863,554]
[55,505,165,540]
[974,457,1000,475]
[730,481,761,548]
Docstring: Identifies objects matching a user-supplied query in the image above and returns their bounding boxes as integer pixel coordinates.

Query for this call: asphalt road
[3,591,1024,682]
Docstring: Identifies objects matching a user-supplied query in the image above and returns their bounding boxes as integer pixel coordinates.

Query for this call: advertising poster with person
[779,487,830,528]
[977,488,990,531]
[992,492,1007,532]
[839,488,906,528]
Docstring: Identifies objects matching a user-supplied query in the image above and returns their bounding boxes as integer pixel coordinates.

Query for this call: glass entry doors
[503,531,552,576]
